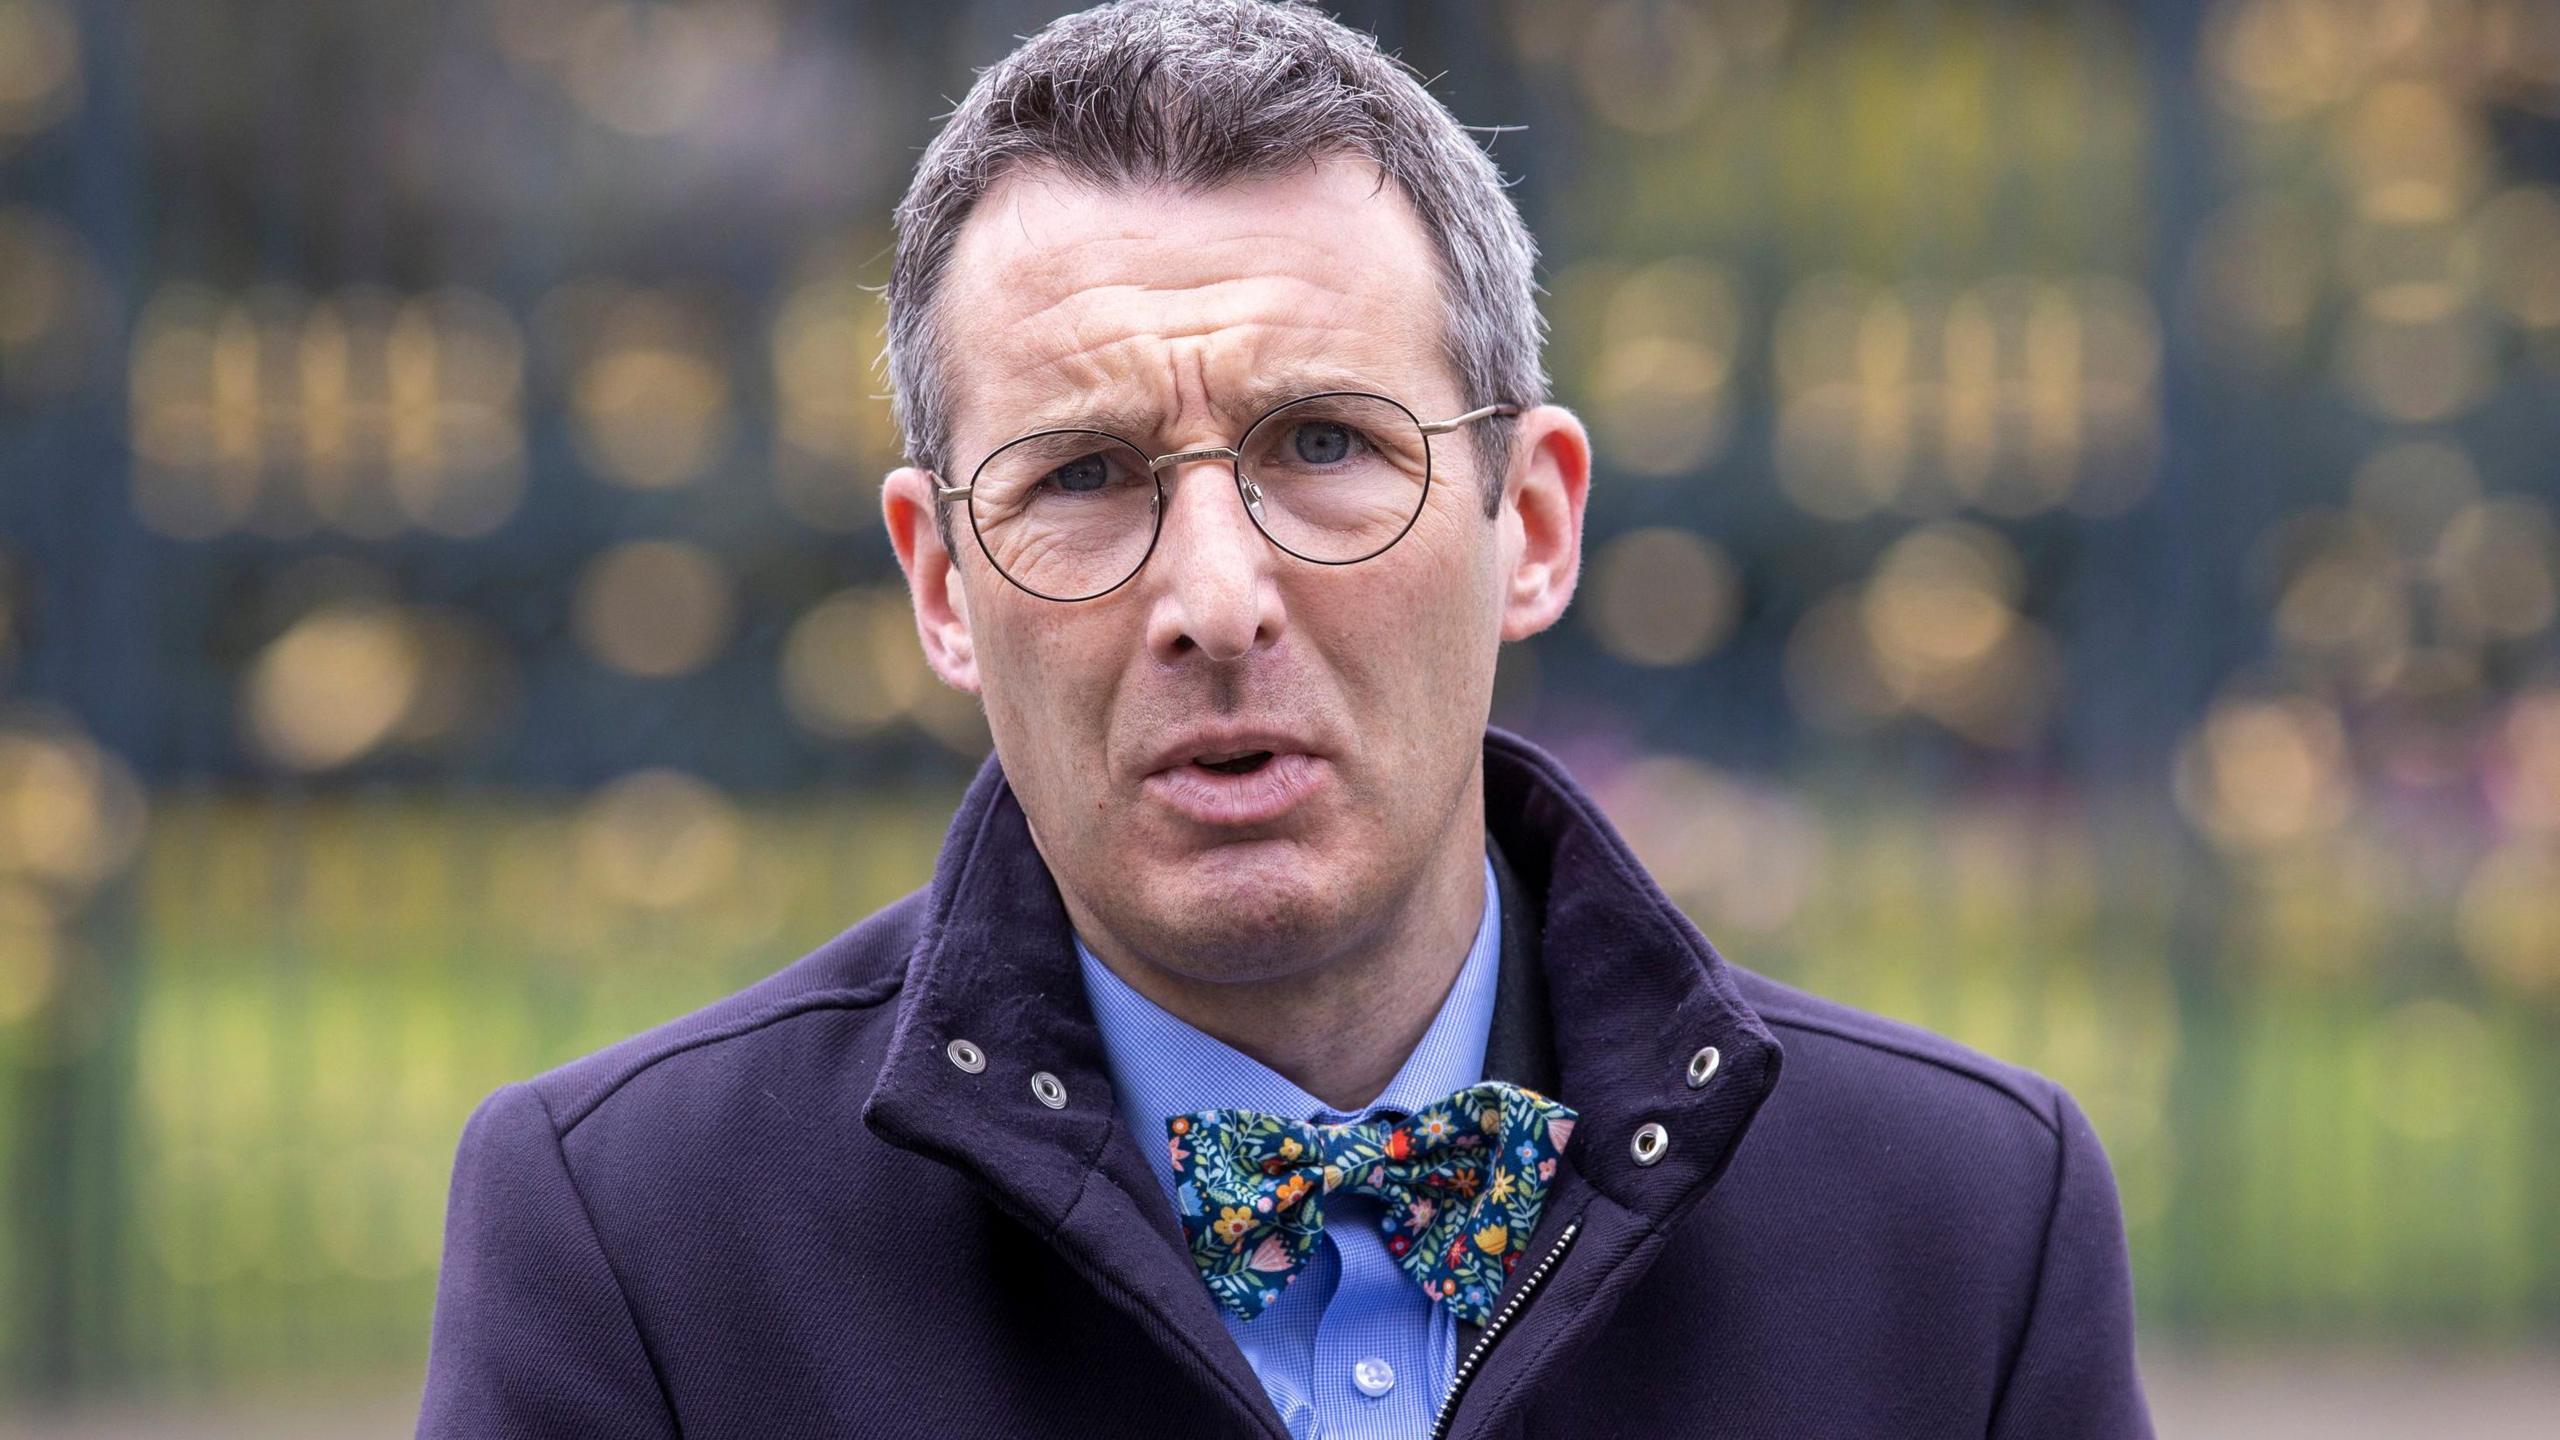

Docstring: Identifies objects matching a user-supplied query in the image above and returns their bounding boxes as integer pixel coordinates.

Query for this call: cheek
[973,601,1111,758]
[1325,516,1500,744]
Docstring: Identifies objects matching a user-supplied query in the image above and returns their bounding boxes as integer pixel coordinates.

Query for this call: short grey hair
[884,0,1549,553]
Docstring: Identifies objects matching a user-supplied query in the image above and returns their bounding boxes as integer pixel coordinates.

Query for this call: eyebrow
[1005,367,1397,448]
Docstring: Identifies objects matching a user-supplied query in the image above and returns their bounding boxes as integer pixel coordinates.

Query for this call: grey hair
[883,0,1549,554]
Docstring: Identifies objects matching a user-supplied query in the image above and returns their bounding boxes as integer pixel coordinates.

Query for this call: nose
[1142,456,1285,664]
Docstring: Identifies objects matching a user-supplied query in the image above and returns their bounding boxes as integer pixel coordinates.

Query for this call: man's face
[885,154,1583,983]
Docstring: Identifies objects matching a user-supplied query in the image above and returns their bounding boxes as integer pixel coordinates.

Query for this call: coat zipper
[1426,1215,1583,1440]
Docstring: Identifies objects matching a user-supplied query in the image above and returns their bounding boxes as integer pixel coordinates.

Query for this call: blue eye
[1291,422,1355,465]
[1046,453,1114,493]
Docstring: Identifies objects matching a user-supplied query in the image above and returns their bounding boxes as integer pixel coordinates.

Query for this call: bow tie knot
[1168,1079,1576,1325]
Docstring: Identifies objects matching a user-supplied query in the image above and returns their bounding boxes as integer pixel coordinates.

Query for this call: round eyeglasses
[937,391,1520,602]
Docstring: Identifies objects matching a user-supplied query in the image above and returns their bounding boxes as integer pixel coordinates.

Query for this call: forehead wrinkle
[983,315,1436,446]
[955,300,1353,454]
[942,172,1451,458]
[1005,359,1430,450]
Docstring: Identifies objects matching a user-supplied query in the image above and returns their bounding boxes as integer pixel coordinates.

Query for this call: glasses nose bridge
[1147,443,1242,475]
[1148,443,1272,535]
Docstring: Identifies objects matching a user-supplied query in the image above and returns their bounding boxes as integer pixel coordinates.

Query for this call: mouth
[1142,748,1328,828]
[1188,749,1276,776]
[1142,727,1319,781]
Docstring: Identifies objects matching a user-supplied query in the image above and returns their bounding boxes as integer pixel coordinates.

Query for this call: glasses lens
[969,430,1159,600]
[1237,394,1431,564]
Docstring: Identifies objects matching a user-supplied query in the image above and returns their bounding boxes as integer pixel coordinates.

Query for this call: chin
[1124,857,1360,968]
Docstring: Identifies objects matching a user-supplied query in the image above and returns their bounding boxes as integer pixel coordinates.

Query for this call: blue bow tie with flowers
[1166,1079,1577,1326]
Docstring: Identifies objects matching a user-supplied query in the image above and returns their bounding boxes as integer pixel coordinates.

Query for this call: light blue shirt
[1073,851,1503,1440]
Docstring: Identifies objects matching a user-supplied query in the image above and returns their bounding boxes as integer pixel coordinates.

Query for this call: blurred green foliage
[3,782,2551,1399]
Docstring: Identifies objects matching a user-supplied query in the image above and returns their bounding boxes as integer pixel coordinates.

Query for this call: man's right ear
[881,466,982,694]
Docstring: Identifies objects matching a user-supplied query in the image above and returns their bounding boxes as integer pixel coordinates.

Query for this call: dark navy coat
[419,727,2155,1437]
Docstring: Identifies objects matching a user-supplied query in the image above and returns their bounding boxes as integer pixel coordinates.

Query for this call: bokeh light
[129,286,526,540]
[1571,0,1725,136]
[2458,841,2560,995]
[770,237,902,529]
[1592,753,1823,935]
[2262,509,2410,684]
[0,206,111,395]
[2204,0,2362,122]
[1783,589,1899,732]
[572,540,736,678]
[778,587,929,739]
[2174,692,2356,853]
[2431,497,2558,642]
[574,767,742,910]
[493,0,784,137]
[1862,522,2021,676]
[239,600,512,772]
[2350,441,2481,555]
[546,281,733,490]
[2487,686,2560,834]
[1587,526,1740,667]
[1773,273,2157,519]
[0,0,80,145]
[1583,259,1745,477]
[241,604,424,772]
[1781,522,2059,747]
[0,718,148,902]
[2338,306,2495,422]
[2334,81,2489,224]
[2184,196,2329,371]
[2467,185,2560,329]
[1774,272,1912,519]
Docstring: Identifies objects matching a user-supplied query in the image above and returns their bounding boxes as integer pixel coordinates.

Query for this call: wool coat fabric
[418,726,2156,1438]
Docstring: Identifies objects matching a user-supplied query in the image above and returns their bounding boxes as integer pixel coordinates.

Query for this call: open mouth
[1145,748,1326,827]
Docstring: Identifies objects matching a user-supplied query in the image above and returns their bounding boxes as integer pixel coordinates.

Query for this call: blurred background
[1,0,2556,1433]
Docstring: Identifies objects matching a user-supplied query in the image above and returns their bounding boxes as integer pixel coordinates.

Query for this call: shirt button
[1352,1355,1396,1398]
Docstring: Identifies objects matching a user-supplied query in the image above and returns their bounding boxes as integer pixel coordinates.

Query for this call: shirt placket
[1307,1110,1452,1438]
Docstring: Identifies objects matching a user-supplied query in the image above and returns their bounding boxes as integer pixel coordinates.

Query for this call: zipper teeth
[1427,1216,1582,1440]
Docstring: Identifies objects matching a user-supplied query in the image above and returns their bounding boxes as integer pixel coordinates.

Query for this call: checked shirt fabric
[1167,1079,1577,1326]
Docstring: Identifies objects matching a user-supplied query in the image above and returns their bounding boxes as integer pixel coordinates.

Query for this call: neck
[1068,788,1489,1114]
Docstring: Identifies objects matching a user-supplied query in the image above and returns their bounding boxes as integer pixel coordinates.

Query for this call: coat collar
[861,724,1785,1434]
[1473,725,1786,1218]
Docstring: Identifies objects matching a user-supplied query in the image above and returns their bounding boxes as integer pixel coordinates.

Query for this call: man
[419,2,2154,1436]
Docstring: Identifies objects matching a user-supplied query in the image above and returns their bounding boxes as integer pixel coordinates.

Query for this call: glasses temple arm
[1418,403,1522,436]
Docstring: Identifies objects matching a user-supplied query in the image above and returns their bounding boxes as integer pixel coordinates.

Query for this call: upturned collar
[862,723,1784,1242]
[859,725,1785,1435]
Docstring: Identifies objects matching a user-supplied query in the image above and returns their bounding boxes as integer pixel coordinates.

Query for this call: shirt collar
[1075,850,1503,1202]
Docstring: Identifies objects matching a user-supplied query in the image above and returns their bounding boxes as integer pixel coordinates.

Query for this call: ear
[1496,405,1591,642]
[882,465,982,693]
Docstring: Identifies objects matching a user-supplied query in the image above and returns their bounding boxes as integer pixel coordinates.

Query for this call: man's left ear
[1496,404,1591,642]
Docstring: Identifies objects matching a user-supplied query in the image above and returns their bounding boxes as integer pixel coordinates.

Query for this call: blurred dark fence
[1,0,2556,1407]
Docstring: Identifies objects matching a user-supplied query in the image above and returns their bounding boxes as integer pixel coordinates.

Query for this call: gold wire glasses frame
[937,391,1521,603]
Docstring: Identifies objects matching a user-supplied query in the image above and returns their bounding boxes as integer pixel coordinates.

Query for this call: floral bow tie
[1166,1079,1577,1325]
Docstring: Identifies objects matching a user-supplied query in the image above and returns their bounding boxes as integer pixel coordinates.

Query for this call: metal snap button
[1631,1121,1670,1166]
[1030,1070,1068,1109]
[945,1038,986,1073]
[1686,1044,1722,1088]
